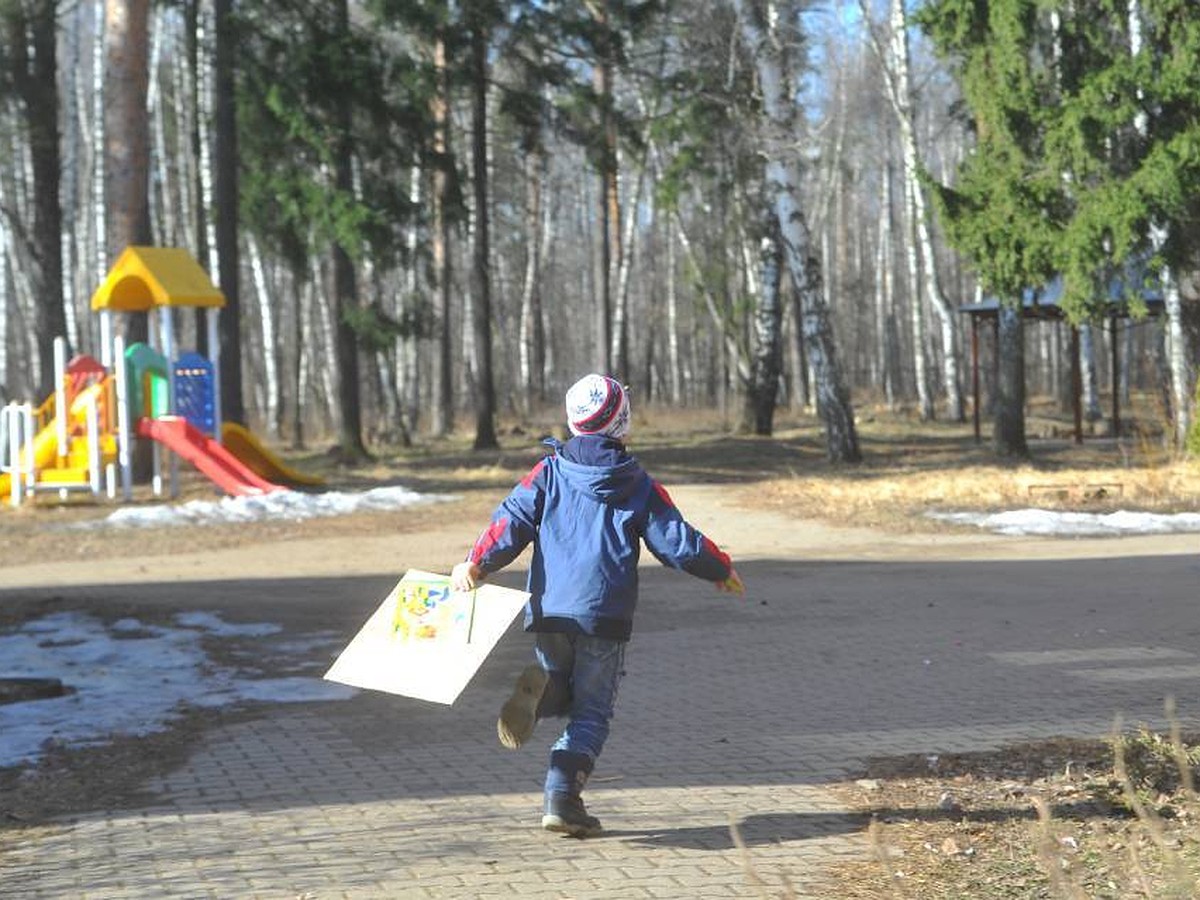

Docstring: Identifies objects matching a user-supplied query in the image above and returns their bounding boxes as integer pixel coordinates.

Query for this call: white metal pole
[114,336,133,501]
[87,394,101,495]
[161,306,178,497]
[23,404,33,497]
[54,337,68,460]
[6,404,19,507]
[147,309,163,497]
[161,306,176,411]
[99,311,114,367]
[0,403,8,472]
[207,307,222,442]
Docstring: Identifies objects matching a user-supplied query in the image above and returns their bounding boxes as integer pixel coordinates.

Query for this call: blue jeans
[535,633,625,798]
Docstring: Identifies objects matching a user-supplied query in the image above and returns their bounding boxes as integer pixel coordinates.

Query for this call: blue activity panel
[173,352,216,436]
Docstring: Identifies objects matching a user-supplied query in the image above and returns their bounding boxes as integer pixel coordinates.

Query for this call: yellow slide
[221,422,325,488]
[0,421,60,497]
[1,383,118,497]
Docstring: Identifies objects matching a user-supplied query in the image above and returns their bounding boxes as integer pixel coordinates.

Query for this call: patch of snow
[80,485,455,531]
[929,508,1200,537]
[174,611,282,637]
[0,611,354,768]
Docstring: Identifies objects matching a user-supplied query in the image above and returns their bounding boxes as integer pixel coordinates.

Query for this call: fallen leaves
[826,734,1200,899]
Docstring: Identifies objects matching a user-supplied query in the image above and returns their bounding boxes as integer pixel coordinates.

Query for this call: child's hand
[450,561,484,592]
[716,567,744,596]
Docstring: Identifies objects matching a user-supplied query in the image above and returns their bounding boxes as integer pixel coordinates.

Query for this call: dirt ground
[2,411,1197,844]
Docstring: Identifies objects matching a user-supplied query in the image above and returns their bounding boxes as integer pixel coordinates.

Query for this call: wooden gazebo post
[1110,314,1121,437]
[971,315,981,443]
[1069,325,1083,444]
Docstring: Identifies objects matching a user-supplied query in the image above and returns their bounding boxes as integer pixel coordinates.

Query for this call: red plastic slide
[136,416,284,496]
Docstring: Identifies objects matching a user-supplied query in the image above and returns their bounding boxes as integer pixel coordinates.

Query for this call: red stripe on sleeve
[652,480,675,508]
[520,459,546,489]
[470,516,510,564]
[702,535,733,571]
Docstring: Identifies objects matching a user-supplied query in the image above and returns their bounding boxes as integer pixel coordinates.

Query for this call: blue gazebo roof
[960,271,1165,319]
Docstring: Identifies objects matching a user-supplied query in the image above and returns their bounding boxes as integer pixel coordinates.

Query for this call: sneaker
[541,795,602,838]
[497,664,548,749]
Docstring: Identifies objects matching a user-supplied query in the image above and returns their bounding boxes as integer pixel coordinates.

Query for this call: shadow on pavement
[614,811,871,849]
[2,551,1199,823]
[610,798,1129,851]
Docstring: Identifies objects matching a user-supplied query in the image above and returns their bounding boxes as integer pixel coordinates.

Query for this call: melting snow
[0,610,356,768]
[87,485,454,530]
[929,508,1200,537]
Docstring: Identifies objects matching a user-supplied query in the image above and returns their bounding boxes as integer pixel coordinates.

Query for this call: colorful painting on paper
[390,573,473,643]
[323,569,529,705]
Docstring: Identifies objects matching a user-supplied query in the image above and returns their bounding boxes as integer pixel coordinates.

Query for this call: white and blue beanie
[565,374,631,440]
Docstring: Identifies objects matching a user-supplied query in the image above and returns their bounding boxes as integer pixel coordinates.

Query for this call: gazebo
[959,274,1164,444]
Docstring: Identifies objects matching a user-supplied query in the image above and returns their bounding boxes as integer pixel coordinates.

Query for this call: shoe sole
[497,665,548,749]
[541,814,602,838]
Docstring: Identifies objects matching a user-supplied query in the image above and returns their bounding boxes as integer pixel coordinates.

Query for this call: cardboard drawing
[323,569,529,705]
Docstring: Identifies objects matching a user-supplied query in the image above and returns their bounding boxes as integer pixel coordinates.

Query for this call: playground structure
[0,247,322,507]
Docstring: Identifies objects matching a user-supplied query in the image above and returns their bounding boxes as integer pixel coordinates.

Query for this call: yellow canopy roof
[91,246,226,311]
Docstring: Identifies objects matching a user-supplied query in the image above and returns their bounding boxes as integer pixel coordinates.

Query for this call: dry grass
[734,404,1200,532]
[753,460,1200,533]
[1,402,1196,565]
[817,711,1200,899]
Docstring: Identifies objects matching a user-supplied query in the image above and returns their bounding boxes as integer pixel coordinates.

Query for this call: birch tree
[858,0,963,422]
[917,0,1058,457]
[428,29,454,437]
[733,0,861,462]
[746,206,783,434]
[1128,0,1194,447]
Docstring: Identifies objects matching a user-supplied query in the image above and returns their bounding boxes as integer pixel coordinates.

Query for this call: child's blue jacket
[467,435,734,641]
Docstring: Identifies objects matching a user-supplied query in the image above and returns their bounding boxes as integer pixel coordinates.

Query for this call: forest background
[1,0,1198,466]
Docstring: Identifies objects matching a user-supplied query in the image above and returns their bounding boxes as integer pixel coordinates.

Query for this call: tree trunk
[877,161,898,409]
[330,0,366,460]
[666,214,682,406]
[518,147,546,413]
[213,0,243,425]
[860,0,963,420]
[429,32,453,437]
[1079,323,1102,422]
[746,210,783,435]
[993,303,1029,457]
[183,0,209,353]
[611,157,649,382]
[60,2,82,354]
[104,0,151,255]
[1,221,9,397]
[291,269,309,449]
[398,164,420,438]
[6,0,66,395]
[674,209,751,386]
[469,18,497,450]
[91,0,107,284]
[903,177,932,419]
[1128,0,1193,445]
[735,0,860,462]
[248,237,281,437]
[591,0,615,374]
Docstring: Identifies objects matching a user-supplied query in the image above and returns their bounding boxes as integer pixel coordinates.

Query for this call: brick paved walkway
[3,512,1199,898]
